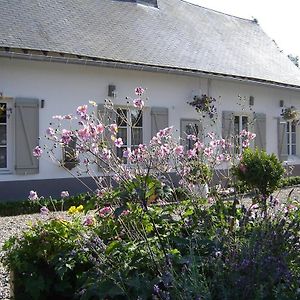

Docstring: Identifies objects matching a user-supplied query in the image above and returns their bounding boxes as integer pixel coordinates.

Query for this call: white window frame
[116,107,144,161]
[233,114,250,154]
[0,98,14,174]
[287,121,296,156]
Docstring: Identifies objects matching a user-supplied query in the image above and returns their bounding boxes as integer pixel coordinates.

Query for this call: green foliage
[3,197,300,299]
[0,194,95,217]
[186,160,212,184]
[2,218,93,300]
[234,148,285,197]
[279,176,300,188]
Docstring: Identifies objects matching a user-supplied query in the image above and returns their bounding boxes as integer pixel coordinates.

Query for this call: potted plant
[188,94,217,119]
[281,106,299,122]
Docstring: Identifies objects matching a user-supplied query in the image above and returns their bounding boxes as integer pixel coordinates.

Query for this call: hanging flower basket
[188,94,217,119]
[281,106,300,121]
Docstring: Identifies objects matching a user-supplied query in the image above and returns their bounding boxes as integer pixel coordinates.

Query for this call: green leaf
[183,207,194,217]
[105,240,120,255]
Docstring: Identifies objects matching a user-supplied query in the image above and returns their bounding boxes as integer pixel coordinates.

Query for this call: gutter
[1,50,300,91]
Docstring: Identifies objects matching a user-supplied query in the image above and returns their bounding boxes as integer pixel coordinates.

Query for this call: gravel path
[0,187,299,299]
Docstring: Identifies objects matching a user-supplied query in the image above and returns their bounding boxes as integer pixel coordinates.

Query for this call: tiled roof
[1,0,300,87]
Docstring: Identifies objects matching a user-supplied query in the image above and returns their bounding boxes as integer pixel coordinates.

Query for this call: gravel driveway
[0,187,299,299]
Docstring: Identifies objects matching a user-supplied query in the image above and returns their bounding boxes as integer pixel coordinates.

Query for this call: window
[180,119,201,151]
[234,115,248,153]
[0,101,13,172]
[287,121,296,156]
[116,108,143,161]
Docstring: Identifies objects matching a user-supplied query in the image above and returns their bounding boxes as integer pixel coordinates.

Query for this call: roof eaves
[1,48,300,90]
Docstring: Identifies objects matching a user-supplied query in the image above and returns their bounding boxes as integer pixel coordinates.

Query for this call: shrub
[234,148,285,198]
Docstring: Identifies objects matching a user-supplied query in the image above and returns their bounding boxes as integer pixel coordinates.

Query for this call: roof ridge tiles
[179,0,254,22]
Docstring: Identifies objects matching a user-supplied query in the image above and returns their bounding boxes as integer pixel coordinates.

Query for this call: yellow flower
[76,205,84,213]
[68,206,77,214]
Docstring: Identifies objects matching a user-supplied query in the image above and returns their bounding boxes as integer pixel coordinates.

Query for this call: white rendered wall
[1,57,300,182]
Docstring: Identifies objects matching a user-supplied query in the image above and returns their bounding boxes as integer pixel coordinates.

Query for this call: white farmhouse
[1,0,300,200]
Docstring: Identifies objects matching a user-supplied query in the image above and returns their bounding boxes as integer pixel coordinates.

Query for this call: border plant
[2,88,299,300]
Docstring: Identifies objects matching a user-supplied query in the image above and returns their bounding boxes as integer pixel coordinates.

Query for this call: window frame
[233,113,251,154]
[180,119,202,151]
[286,121,297,156]
[116,106,144,161]
[0,98,14,174]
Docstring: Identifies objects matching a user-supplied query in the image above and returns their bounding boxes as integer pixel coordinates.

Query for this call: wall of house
[1,57,300,200]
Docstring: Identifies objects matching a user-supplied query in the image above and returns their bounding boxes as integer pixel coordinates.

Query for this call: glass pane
[0,103,6,123]
[118,128,127,144]
[131,128,143,145]
[131,109,142,127]
[117,109,127,126]
[234,116,240,135]
[242,116,248,130]
[287,123,290,133]
[186,123,199,136]
[291,122,296,132]
[292,133,296,144]
[292,144,296,155]
[117,147,124,158]
[186,124,193,135]
[0,125,6,145]
[0,147,7,168]
[287,133,290,145]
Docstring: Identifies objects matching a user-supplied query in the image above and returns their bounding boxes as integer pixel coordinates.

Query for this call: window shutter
[254,113,266,150]
[278,118,288,161]
[222,111,234,139]
[151,107,168,138]
[15,98,39,175]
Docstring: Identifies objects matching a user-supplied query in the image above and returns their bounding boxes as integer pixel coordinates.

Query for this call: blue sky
[186,0,300,57]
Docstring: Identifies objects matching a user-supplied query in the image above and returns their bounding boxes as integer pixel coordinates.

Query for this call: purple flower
[83,216,95,226]
[61,191,69,198]
[134,86,145,96]
[133,98,144,109]
[52,115,63,120]
[99,206,112,217]
[114,137,124,148]
[33,146,43,157]
[40,206,49,215]
[109,124,118,134]
[174,145,184,156]
[46,127,55,136]
[28,190,39,201]
[76,105,88,116]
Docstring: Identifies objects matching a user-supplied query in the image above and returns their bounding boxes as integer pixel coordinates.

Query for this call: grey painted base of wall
[0,177,98,202]
[2,164,300,202]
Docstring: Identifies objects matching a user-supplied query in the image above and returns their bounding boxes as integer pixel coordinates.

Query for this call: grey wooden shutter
[278,118,288,161]
[15,98,39,175]
[151,107,168,138]
[254,113,266,150]
[222,111,234,139]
